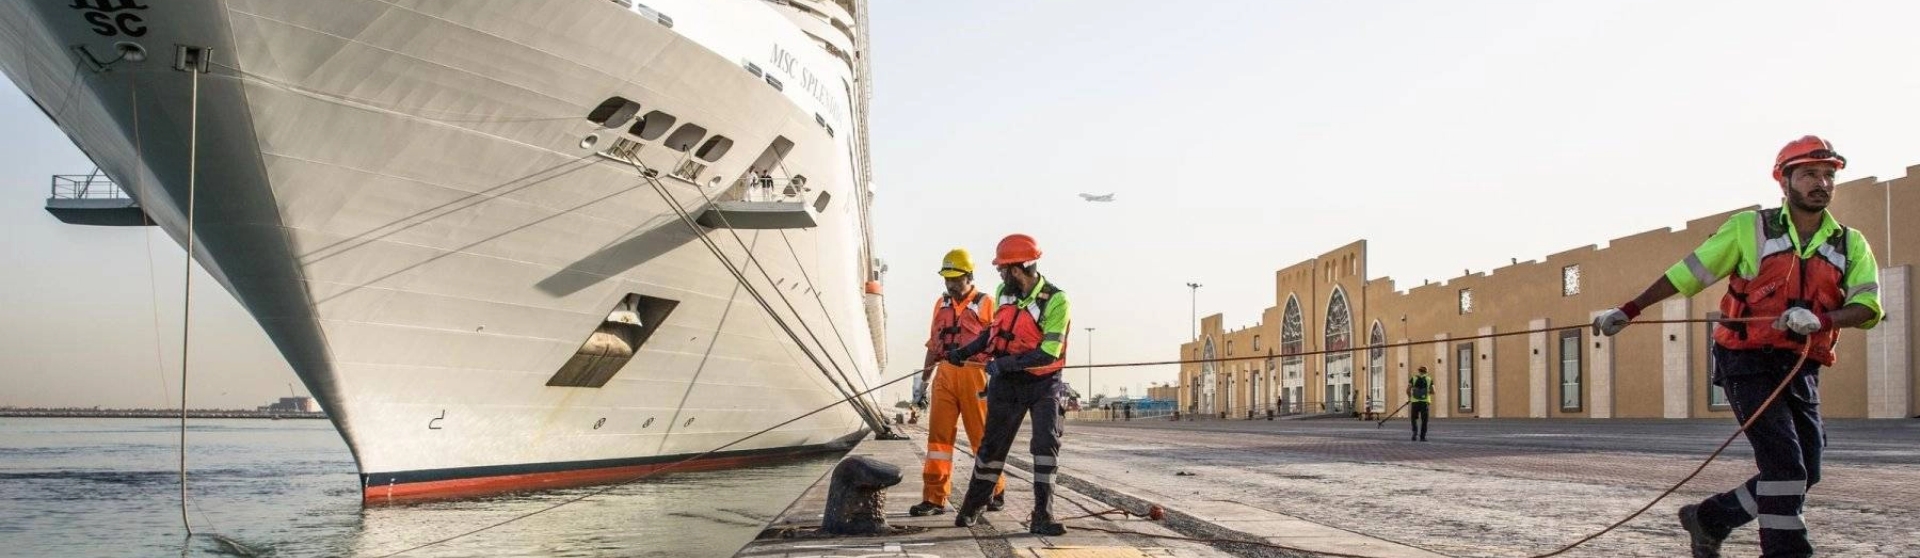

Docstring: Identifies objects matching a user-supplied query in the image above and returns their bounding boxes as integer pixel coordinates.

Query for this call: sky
[4,0,1920,409]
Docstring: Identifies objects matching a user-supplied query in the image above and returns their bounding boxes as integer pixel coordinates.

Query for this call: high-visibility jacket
[1666,207,1883,366]
[927,288,993,363]
[985,277,1071,377]
[1408,375,1434,404]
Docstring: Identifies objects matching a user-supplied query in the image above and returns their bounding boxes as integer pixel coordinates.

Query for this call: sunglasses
[1780,149,1846,169]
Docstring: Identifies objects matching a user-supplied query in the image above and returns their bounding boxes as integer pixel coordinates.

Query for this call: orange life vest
[927,289,991,362]
[986,281,1068,376]
[1714,208,1852,366]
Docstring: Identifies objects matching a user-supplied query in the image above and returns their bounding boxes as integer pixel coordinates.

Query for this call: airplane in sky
[1078,193,1115,202]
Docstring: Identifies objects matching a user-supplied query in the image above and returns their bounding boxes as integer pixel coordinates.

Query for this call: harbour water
[0,418,840,557]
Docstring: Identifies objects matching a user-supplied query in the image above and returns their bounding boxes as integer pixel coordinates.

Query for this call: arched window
[1202,336,1218,414]
[1281,297,1303,366]
[1325,288,1354,410]
[1369,321,1387,412]
[1280,295,1304,412]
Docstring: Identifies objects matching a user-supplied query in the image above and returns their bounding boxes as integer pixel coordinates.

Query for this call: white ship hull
[2,0,886,502]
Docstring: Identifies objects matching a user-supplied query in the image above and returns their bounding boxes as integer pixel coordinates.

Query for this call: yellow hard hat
[938,248,973,278]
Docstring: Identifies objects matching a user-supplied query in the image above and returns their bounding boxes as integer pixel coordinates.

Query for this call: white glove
[1774,308,1825,335]
[1592,308,1632,337]
[912,376,929,408]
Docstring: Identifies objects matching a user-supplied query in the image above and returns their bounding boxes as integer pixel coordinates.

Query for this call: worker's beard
[1785,183,1830,213]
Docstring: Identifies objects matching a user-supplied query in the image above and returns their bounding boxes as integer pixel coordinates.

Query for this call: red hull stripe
[361,443,851,504]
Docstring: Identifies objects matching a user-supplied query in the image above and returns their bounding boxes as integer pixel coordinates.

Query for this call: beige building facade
[1178,166,1920,420]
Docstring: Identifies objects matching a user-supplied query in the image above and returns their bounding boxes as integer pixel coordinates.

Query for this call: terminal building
[1178,166,1917,420]
[258,396,321,414]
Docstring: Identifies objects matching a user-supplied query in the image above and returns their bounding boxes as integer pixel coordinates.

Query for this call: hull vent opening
[547,294,678,388]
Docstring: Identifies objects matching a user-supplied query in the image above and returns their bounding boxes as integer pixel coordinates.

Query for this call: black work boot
[908,501,946,517]
[986,491,1006,511]
[953,506,982,527]
[1028,514,1067,536]
[1677,504,1725,558]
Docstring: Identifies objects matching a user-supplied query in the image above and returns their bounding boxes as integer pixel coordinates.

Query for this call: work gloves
[1774,307,1830,335]
[945,350,967,367]
[912,375,930,408]
[1591,301,1641,337]
[1595,302,1829,336]
[984,358,1008,379]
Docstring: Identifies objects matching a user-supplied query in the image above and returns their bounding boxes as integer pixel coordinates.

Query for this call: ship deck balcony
[44,174,151,227]
[696,176,823,229]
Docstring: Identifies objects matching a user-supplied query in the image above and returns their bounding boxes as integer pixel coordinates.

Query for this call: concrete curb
[1004,455,1316,558]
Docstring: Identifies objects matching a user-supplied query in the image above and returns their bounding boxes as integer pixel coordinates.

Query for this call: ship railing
[734,175,812,203]
[49,173,128,201]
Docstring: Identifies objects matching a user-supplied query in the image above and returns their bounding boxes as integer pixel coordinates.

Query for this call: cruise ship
[2,0,890,502]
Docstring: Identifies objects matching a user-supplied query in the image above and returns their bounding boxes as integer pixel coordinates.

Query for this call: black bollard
[821,456,902,535]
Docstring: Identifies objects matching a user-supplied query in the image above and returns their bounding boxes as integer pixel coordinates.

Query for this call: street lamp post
[1084,327,1096,406]
[1185,282,1202,340]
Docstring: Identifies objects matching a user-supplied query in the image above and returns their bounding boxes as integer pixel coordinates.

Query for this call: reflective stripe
[1848,282,1880,299]
[1042,333,1064,342]
[982,461,1005,470]
[1743,213,1772,281]
[1760,236,1795,260]
[1684,254,1716,287]
[1758,514,1807,530]
[1817,243,1848,271]
[1032,455,1057,466]
[974,472,1000,482]
[1033,473,1054,484]
[1756,480,1807,496]
[1736,485,1759,516]
[926,451,952,461]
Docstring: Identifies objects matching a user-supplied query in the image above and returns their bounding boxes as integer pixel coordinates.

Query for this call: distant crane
[1078,192,1115,202]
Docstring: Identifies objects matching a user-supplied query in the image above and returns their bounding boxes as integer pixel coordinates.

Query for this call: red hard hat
[1773,135,1846,182]
[992,234,1042,266]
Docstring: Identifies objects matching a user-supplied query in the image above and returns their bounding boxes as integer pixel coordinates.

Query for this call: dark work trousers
[1695,346,1825,558]
[958,372,1064,522]
[1409,402,1431,440]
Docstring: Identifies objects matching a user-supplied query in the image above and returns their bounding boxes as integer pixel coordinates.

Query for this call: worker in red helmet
[945,234,1073,536]
[1593,136,1883,558]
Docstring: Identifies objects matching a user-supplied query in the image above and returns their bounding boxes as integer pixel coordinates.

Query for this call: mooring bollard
[821,456,902,535]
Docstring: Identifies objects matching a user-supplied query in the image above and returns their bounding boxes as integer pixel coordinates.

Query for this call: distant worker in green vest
[1406,366,1433,442]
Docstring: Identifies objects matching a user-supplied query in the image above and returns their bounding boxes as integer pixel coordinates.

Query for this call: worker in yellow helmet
[908,249,1006,516]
